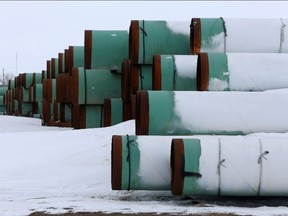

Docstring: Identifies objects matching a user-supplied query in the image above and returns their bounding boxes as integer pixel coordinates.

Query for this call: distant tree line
[0,71,15,85]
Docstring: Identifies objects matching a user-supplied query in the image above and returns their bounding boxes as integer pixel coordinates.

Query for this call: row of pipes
[3,18,288,196]
[113,18,288,196]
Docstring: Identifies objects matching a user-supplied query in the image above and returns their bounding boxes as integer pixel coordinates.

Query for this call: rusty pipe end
[85,30,92,70]
[190,18,201,54]
[171,138,185,195]
[152,55,162,90]
[111,135,123,190]
[197,53,209,91]
[103,98,112,127]
[136,91,149,135]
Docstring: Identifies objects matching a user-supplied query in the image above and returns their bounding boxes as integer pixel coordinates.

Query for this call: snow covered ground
[1,115,288,216]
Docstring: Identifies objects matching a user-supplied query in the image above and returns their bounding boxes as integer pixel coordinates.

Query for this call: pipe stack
[112,17,288,197]
[5,73,42,117]
[70,30,128,128]
[0,85,8,114]
[122,20,191,120]
[3,17,288,197]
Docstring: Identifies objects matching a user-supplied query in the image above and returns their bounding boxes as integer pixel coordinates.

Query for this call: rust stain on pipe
[85,30,93,70]
[136,91,149,135]
[190,18,201,54]
[111,135,123,190]
[152,55,162,90]
[129,20,139,64]
[170,138,185,195]
[104,98,111,127]
[121,59,131,103]
[197,53,209,91]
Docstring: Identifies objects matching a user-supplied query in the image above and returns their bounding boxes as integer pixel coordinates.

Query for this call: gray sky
[1,1,288,74]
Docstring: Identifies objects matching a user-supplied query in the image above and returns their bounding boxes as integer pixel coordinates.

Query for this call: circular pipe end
[171,138,185,195]
[111,135,123,190]
[197,53,209,91]
[136,91,149,135]
[152,55,162,90]
[190,18,201,54]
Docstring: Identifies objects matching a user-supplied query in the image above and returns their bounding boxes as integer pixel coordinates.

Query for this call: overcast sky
[1,1,288,75]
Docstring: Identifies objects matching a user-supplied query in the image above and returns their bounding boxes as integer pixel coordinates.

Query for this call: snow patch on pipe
[227,53,288,91]
[137,136,171,190]
[208,78,229,91]
[173,90,288,135]
[166,21,190,36]
[201,32,225,52]
[225,18,282,53]
[174,55,198,79]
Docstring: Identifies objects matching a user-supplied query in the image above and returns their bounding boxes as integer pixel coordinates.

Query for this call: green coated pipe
[191,18,287,54]
[129,20,190,64]
[85,30,128,71]
[153,55,198,91]
[198,53,288,91]
[23,73,34,88]
[72,68,121,105]
[171,136,288,196]
[104,98,123,127]
[0,105,5,113]
[66,46,85,75]
[33,73,42,84]
[0,85,8,96]
[0,96,4,106]
[19,101,33,116]
[112,135,199,191]
[33,84,43,102]
[136,90,288,135]
[86,69,121,104]
[84,104,104,128]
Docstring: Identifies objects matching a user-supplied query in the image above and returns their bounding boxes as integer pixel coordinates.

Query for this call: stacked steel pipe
[171,136,288,196]
[122,20,191,120]
[5,73,42,117]
[112,17,288,197]
[0,85,8,114]
[3,17,288,196]
[73,30,128,128]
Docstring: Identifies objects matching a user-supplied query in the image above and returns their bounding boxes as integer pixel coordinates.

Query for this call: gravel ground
[30,213,238,216]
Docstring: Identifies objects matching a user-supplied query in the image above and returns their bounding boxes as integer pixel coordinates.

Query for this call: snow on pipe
[152,54,198,91]
[71,68,121,105]
[171,136,288,196]
[111,134,197,191]
[136,90,288,135]
[197,53,288,91]
[191,18,288,54]
[129,20,190,65]
[85,30,128,72]
[103,98,123,127]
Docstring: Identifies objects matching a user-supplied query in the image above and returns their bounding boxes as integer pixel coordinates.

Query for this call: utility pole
[2,68,4,85]
[16,52,18,75]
